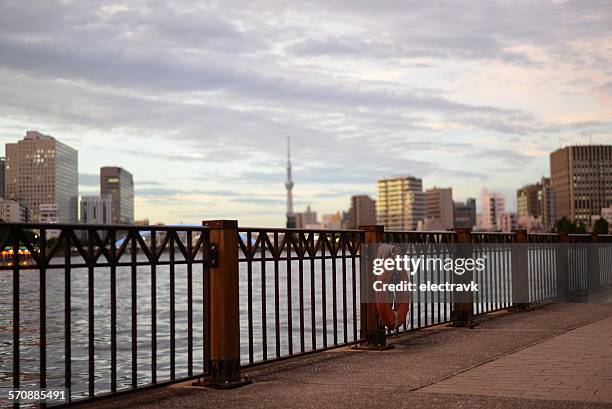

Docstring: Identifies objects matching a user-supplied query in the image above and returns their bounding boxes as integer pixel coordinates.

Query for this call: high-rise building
[5,131,78,223]
[479,188,506,231]
[424,187,454,230]
[516,177,556,230]
[0,199,30,222]
[0,157,5,199]
[377,176,425,231]
[454,198,477,229]
[347,194,376,229]
[100,167,134,224]
[550,145,612,226]
[540,177,556,230]
[80,195,112,224]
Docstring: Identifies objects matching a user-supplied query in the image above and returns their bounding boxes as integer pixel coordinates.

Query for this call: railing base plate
[353,343,394,351]
[192,377,252,389]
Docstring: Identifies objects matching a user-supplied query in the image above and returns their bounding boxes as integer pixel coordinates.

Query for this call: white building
[80,195,112,224]
[0,200,30,222]
[499,212,519,232]
[479,188,507,231]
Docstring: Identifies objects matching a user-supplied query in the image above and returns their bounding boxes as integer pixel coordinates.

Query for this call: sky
[0,0,611,226]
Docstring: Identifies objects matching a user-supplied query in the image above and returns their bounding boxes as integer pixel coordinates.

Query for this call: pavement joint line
[412,307,612,394]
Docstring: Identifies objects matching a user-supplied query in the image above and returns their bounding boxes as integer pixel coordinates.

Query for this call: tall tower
[286,137,296,228]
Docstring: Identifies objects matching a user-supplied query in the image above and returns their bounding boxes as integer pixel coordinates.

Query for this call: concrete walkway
[86,303,612,409]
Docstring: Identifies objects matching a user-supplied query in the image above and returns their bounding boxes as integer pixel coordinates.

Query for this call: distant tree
[575,221,587,234]
[554,217,575,234]
[593,218,609,235]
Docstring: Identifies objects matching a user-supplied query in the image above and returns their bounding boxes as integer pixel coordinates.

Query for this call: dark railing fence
[2,221,612,407]
[0,223,211,407]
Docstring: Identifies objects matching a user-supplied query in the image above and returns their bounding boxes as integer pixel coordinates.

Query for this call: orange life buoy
[374,244,411,330]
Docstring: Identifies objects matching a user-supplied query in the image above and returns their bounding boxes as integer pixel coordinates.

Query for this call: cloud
[1,0,611,225]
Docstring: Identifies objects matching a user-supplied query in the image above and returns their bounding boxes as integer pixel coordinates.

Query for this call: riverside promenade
[84,302,612,409]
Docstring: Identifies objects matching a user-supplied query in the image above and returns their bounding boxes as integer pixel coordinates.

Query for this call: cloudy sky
[0,0,611,226]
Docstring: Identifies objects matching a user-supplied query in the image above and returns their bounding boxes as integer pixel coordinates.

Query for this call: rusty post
[197,220,250,388]
[511,229,529,311]
[357,225,390,349]
[556,232,570,301]
[450,228,476,327]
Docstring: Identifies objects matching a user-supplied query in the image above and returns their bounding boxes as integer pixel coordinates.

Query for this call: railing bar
[298,233,305,353]
[202,231,211,375]
[352,250,358,342]
[150,230,157,384]
[39,228,47,401]
[110,230,118,393]
[261,235,267,361]
[64,233,72,402]
[247,231,254,364]
[12,229,20,409]
[87,230,95,397]
[286,234,293,356]
[341,236,348,344]
[273,232,281,358]
[187,231,193,376]
[130,232,138,387]
[321,237,327,348]
[170,232,176,380]
[310,234,316,350]
[331,234,338,346]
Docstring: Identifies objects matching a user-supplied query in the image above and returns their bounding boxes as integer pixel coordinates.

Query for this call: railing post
[589,232,600,295]
[198,220,250,388]
[556,232,570,301]
[511,229,529,311]
[358,225,390,349]
[450,228,476,327]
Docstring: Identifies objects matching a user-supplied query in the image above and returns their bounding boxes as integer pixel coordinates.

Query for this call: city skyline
[1,1,611,226]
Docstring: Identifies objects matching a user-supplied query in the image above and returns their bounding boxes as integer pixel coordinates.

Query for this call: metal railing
[2,221,612,407]
[237,228,363,365]
[0,223,211,406]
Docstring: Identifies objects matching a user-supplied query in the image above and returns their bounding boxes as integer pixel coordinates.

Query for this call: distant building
[322,212,342,229]
[550,145,612,227]
[425,187,454,230]
[5,131,78,223]
[347,194,376,229]
[479,188,506,231]
[295,205,317,228]
[499,212,519,232]
[454,198,477,229]
[39,203,59,224]
[0,157,5,199]
[517,177,556,230]
[80,195,112,224]
[101,167,134,224]
[0,199,30,222]
[377,176,425,231]
[134,219,150,226]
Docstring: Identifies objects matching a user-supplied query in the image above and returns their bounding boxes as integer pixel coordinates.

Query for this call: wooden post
[357,225,390,349]
[198,220,250,388]
[511,229,529,311]
[556,232,569,301]
[589,232,600,295]
[450,228,476,327]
